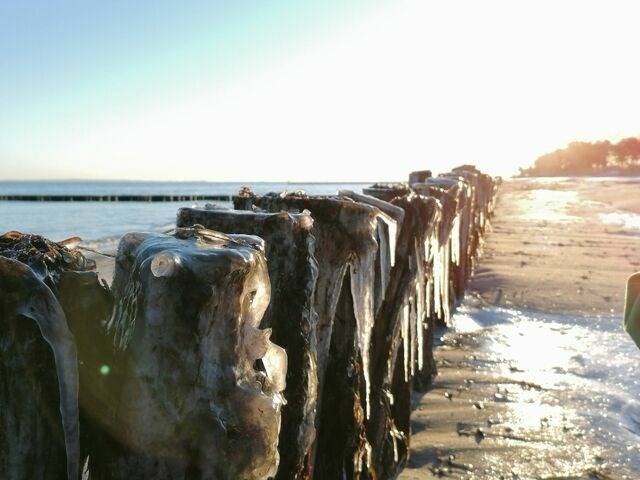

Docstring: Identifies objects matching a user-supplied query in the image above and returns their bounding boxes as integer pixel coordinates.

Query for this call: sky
[1,0,639,182]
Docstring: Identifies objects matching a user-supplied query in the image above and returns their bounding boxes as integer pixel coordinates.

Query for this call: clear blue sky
[2,1,639,181]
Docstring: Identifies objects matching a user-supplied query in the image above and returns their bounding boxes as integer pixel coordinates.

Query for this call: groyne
[0,194,231,202]
[0,165,497,479]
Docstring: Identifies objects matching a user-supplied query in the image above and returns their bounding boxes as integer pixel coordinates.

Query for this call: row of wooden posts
[0,165,497,479]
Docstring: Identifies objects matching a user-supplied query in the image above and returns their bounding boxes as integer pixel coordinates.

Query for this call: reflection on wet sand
[518,189,583,223]
[404,301,639,479]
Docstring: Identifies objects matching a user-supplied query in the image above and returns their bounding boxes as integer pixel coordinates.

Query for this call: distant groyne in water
[0,194,232,202]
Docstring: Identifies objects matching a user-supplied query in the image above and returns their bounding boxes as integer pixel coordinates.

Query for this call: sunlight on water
[516,189,583,223]
[491,321,576,377]
[599,212,640,231]
[449,300,640,474]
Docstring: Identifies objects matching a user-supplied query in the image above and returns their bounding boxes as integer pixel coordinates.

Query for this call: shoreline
[468,177,640,316]
[401,300,635,479]
[401,177,640,479]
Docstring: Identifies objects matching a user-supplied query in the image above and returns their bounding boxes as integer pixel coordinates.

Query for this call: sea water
[0,181,370,242]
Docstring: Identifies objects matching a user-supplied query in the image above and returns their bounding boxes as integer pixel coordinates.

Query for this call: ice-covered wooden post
[443,165,498,262]
[233,192,392,479]
[0,231,100,480]
[412,178,464,325]
[176,208,319,479]
[356,190,440,476]
[89,227,287,479]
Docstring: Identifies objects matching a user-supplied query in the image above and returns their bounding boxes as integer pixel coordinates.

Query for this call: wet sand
[401,177,640,479]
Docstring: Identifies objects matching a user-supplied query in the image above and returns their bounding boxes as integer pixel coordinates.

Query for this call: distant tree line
[520,137,640,176]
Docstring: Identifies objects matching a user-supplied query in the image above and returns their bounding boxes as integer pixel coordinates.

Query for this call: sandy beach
[469,178,640,316]
[401,177,640,479]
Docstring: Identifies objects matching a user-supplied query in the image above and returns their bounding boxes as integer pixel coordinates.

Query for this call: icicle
[416,279,425,372]
[16,275,80,480]
[431,236,443,321]
[414,233,427,372]
[442,241,451,324]
[349,227,378,418]
[424,237,430,262]
[376,211,398,267]
[409,294,417,377]
[426,275,433,319]
[401,301,410,382]
[336,190,404,267]
[424,236,433,320]
[451,214,461,266]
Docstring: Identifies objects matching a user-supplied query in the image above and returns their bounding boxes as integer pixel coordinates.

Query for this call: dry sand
[401,177,640,480]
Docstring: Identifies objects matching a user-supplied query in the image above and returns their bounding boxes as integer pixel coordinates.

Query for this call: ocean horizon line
[0,179,386,185]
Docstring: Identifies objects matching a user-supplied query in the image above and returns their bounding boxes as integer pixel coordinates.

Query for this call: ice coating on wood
[401,300,410,382]
[0,166,498,480]
[236,194,380,413]
[100,227,286,479]
[430,235,440,321]
[363,191,441,477]
[26,283,80,480]
[451,214,461,266]
[0,232,91,480]
[225,169,496,478]
[175,207,318,479]
[413,184,460,325]
[380,211,399,268]
[338,189,404,268]
[415,241,426,372]
[195,166,493,478]
[349,228,377,417]
[437,168,498,304]
[339,191,404,319]
[232,192,383,475]
[0,258,80,480]
[149,250,182,277]
[262,340,288,393]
